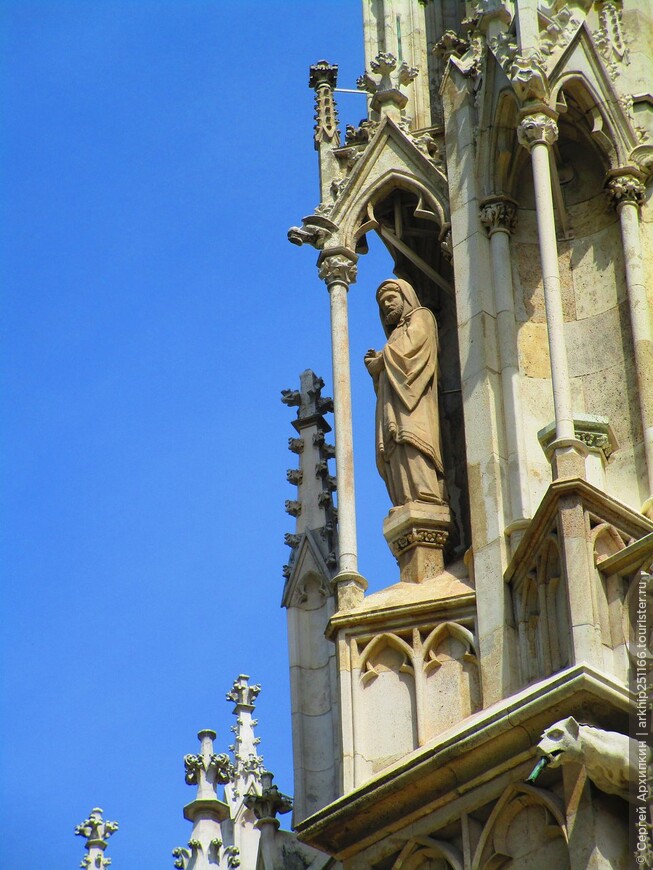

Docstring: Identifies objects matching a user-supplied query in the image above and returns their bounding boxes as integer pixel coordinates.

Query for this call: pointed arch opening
[346,172,471,562]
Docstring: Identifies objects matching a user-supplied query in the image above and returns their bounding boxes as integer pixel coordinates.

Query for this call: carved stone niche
[506,478,653,690]
[511,532,571,687]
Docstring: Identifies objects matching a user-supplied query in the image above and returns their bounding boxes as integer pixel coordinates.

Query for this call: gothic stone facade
[284,2,653,869]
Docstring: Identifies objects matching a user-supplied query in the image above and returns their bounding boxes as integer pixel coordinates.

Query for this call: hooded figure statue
[364,278,445,508]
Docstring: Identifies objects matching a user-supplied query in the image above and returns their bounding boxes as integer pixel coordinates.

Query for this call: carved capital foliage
[480,198,518,235]
[517,113,558,150]
[318,253,357,287]
[606,173,646,210]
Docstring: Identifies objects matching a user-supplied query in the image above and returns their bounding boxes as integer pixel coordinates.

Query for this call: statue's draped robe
[375,281,443,506]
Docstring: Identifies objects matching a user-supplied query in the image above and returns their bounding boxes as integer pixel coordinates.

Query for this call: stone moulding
[537,415,618,461]
[504,477,653,587]
[325,590,475,640]
[293,664,630,859]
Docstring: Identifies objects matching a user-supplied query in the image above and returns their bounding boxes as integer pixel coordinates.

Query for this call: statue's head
[536,716,582,768]
[376,279,420,334]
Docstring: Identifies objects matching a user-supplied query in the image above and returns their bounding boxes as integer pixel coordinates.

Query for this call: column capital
[480,195,519,236]
[317,249,358,287]
[517,112,558,150]
[606,168,647,211]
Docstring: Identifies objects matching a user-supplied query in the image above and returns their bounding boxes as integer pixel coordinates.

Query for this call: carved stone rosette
[317,252,358,287]
[517,113,559,150]
[606,172,646,211]
[479,196,518,236]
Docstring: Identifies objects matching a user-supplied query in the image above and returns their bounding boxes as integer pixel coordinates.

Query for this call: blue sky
[1,2,400,866]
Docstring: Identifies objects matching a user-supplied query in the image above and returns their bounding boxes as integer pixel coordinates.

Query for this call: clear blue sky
[1,3,399,867]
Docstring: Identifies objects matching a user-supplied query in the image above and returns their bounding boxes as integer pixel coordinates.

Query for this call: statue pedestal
[383,502,451,583]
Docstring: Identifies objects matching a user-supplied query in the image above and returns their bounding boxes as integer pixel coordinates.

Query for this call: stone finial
[357,52,418,95]
[226,674,261,708]
[309,60,339,149]
[517,113,558,149]
[243,770,293,828]
[357,51,417,122]
[225,676,265,813]
[282,371,333,424]
[75,808,118,870]
[183,729,234,802]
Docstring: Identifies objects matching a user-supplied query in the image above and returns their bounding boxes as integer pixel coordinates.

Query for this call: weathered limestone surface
[285,1,653,868]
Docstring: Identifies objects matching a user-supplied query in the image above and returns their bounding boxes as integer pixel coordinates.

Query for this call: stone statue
[364,279,444,508]
[532,716,648,802]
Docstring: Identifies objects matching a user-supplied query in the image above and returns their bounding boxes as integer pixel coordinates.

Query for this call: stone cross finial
[226,674,261,708]
[357,52,418,95]
[357,52,417,123]
[75,808,118,869]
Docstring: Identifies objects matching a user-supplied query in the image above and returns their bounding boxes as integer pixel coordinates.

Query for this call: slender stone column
[318,251,367,603]
[517,112,587,479]
[607,170,653,509]
[480,196,531,541]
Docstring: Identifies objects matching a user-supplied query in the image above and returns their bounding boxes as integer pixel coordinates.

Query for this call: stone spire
[173,729,232,870]
[75,808,118,869]
[281,370,338,587]
[225,674,264,808]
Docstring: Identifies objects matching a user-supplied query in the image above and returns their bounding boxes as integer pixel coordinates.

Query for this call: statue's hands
[364,349,383,376]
